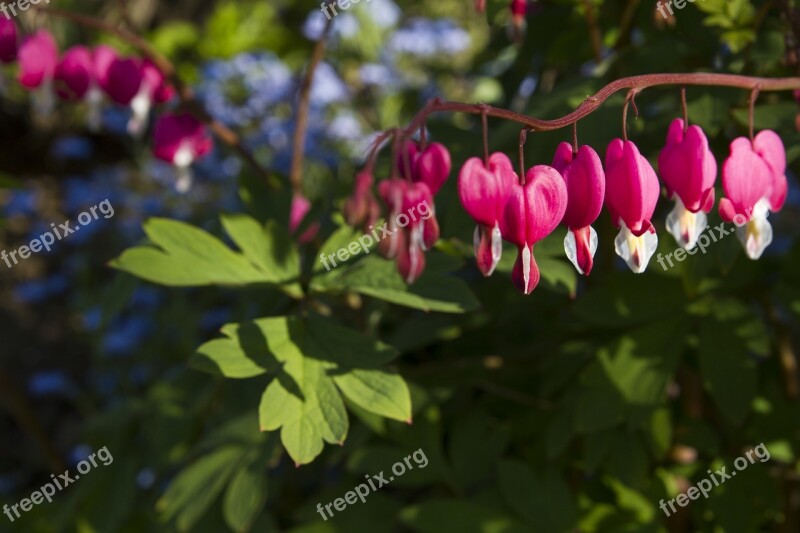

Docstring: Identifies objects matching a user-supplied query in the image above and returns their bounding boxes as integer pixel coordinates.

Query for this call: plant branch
[36,6,276,187]
[290,13,335,194]
[377,73,800,165]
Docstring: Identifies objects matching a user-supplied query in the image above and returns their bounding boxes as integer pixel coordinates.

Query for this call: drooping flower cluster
[344,140,450,283]
[346,112,789,294]
[0,21,213,192]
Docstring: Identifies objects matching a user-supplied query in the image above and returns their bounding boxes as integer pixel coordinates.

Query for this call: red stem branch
[290,13,334,193]
[371,73,800,165]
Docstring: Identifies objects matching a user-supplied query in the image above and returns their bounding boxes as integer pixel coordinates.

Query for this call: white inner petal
[563,226,598,275]
[490,223,503,275]
[736,200,772,260]
[173,144,194,168]
[175,165,193,194]
[666,197,707,250]
[521,244,531,291]
[128,87,152,137]
[614,220,658,274]
[85,85,104,133]
[473,225,482,256]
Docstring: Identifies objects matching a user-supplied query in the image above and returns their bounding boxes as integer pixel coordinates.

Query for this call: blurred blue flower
[69,444,93,467]
[50,136,94,161]
[82,306,103,331]
[2,189,38,217]
[14,274,70,304]
[198,53,293,128]
[368,0,401,28]
[328,112,363,142]
[103,315,151,357]
[388,19,470,59]
[137,468,156,490]
[310,62,349,106]
[28,371,79,397]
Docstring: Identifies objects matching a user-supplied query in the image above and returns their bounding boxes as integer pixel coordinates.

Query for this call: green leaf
[190,338,270,379]
[498,460,576,532]
[223,452,268,533]
[221,214,301,295]
[221,315,411,465]
[158,446,247,532]
[400,500,528,533]
[110,218,268,287]
[699,313,758,423]
[537,256,577,297]
[316,254,479,313]
[598,319,689,406]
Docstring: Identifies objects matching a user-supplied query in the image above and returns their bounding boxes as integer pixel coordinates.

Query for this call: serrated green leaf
[221,214,301,295]
[317,254,479,313]
[157,446,247,532]
[110,218,267,287]
[223,452,268,533]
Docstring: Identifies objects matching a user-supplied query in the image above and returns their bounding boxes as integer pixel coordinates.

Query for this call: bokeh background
[1,0,800,531]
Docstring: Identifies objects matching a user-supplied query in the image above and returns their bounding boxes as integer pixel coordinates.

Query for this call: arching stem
[518,128,529,186]
[681,87,688,132]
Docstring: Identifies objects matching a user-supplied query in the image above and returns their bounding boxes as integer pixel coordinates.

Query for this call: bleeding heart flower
[96,50,142,106]
[604,139,660,273]
[458,152,517,277]
[396,141,452,195]
[0,17,17,64]
[402,180,439,250]
[377,178,407,259]
[18,30,57,88]
[658,118,717,249]
[289,193,320,244]
[344,170,380,231]
[415,143,451,195]
[152,113,213,192]
[54,46,93,101]
[396,228,426,284]
[128,59,174,136]
[552,142,605,275]
[501,165,567,294]
[18,30,58,117]
[718,130,787,259]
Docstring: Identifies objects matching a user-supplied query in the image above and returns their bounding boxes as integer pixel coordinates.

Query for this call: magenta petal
[511,245,539,295]
[18,31,58,89]
[753,130,788,212]
[718,198,737,223]
[415,142,451,195]
[605,139,660,236]
[658,119,717,213]
[396,230,425,283]
[457,152,517,227]
[502,165,567,247]
[54,46,93,101]
[102,57,143,105]
[721,137,773,219]
[552,142,605,229]
[152,113,213,163]
[0,18,18,64]
[378,178,408,215]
